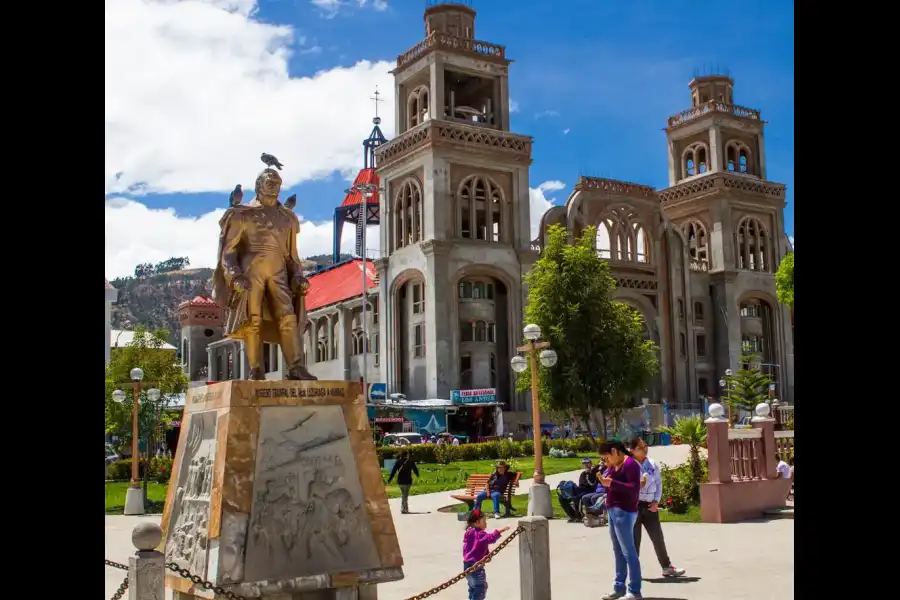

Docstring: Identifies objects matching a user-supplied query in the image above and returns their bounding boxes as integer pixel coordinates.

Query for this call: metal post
[131,382,140,489]
[128,522,164,600]
[529,343,544,483]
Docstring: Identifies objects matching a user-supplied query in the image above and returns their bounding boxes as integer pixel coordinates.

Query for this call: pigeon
[260,153,284,170]
[284,194,297,210]
[229,184,243,207]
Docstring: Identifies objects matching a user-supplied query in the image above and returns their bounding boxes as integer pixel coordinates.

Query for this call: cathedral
[188,1,794,433]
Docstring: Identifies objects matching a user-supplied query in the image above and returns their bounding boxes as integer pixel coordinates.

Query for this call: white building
[105,279,119,365]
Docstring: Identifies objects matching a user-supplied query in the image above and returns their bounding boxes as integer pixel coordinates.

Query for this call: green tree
[515,224,660,442]
[105,327,189,447]
[721,355,773,414]
[775,251,793,311]
[657,414,707,502]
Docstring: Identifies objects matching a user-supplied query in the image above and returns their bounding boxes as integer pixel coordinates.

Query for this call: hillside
[110,254,351,343]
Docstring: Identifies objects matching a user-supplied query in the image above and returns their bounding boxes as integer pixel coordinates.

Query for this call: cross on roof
[370,86,383,119]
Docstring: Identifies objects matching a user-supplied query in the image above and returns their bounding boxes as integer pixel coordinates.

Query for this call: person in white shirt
[452,436,460,447]
[776,458,792,479]
[629,437,686,578]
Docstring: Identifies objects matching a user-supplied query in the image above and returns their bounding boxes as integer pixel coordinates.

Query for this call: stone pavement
[106,444,794,599]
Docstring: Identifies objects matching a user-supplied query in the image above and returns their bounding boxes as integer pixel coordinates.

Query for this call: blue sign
[450,388,497,405]
[367,383,387,403]
[404,409,446,435]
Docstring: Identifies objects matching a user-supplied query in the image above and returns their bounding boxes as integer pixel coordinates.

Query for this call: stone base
[526,482,554,518]
[700,478,793,523]
[161,380,403,598]
[124,486,145,515]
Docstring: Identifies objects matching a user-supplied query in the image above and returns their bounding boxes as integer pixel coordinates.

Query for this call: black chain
[110,575,128,600]
[403,525,525,600]
[165,562,249,600]
[105,558,129,571]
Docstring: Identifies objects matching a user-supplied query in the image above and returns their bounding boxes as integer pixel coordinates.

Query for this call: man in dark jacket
[558,458,602,522]
[387,450,420,514]
[474,460,513,518]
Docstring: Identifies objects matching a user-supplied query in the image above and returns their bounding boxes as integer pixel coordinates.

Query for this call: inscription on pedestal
[164,410,218,579]
[243,404,380,582]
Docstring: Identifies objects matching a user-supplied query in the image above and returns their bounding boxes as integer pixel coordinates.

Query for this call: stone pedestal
[124,486,146,515]
[526,482,553,519]
[160,380,403,598]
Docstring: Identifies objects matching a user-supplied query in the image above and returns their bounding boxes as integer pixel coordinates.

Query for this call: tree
[721,356,774,415]
[776,251,793,311]
[105,327,189,447]
[657,415,707,502]
[515,224,660,443]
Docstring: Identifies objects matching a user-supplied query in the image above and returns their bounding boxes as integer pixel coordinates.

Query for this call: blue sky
[104,0,793,277]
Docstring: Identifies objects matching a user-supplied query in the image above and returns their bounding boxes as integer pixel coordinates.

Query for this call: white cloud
[106,0,395,196]
[314,0,387,16]
[509,99,519,113]
[562,128,571,135]
[529,181,567,240]
[534,110,560,119]
[105,198,380,278]
[788,236,794,248]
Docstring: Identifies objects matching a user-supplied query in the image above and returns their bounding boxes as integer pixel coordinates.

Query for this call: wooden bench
[450,472,522,517]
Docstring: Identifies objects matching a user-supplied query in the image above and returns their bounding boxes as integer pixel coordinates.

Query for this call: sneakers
[493,512,501,519]
[662,565,686,577]
[600,592,624,600]
[622,594,642,599]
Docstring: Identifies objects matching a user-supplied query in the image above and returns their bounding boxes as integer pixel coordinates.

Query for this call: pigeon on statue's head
[260,153,284,170]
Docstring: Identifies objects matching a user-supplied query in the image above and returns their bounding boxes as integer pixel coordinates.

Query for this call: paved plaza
[105,446,793,599]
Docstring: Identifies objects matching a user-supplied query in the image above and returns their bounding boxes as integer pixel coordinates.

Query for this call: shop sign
[374,417,404,423]
[450,388,497,405]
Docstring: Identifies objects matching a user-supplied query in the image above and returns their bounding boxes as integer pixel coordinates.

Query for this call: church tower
[374,1,534,412]
[659,75,794,401]
[176,297,224,386]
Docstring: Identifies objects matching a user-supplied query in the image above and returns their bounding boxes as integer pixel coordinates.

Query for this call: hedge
[107,456,173,483]
[375,437,596,465]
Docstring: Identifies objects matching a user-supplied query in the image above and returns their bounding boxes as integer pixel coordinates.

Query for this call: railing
[396,32,506,70]
[658,172,786,204]
[574,176,657,199]
[689,259,709,273]
[728,428,764,481]
[666,100,761,128]
[774,430,794,463]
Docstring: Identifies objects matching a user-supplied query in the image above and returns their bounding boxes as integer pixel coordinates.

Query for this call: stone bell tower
[374,1,535,412]
[177,297,224,385]
[658,74,794,401]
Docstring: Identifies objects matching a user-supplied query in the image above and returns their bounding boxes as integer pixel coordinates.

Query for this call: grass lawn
[105,481,169,515]
[104,455,598,513]
[442,493,702,523]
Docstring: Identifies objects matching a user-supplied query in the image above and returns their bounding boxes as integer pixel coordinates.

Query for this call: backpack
[557,480,576,501]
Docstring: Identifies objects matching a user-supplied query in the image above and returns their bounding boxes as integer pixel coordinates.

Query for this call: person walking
[598,439,642,599]
[462,509,510,600]
[628,437,686,578]
[474,461,512,519]
[387,450,419,514]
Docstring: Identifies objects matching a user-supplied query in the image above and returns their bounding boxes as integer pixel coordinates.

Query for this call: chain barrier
[106,524,525,600]
[403,524,525,600]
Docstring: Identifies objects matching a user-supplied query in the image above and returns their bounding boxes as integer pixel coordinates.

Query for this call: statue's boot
[245,326,266,381]
[279,316,318,381]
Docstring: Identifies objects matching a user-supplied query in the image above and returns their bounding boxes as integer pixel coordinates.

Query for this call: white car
[384,433,423,446]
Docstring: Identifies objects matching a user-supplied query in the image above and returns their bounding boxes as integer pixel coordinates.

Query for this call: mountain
[110,254,353,343]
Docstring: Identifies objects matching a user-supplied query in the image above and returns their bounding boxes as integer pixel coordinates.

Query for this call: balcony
[395,32,507,72]
[658,172,785,205]
[666,101,761,130]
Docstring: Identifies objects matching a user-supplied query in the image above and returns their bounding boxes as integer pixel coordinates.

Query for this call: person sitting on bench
[474,461,513,519]
[559,458,603,522]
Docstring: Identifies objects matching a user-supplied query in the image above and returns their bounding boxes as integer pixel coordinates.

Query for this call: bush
[660,459,708,514]
[107,456,174,483]
[375,437,595,465]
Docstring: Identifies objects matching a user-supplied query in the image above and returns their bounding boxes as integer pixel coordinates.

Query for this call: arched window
[393,179,422,251]
[682,143,710,179]
[735,217,769,272]
[596,219,613,259]
[726,141,753,175]
[682,219,709,270]
[460,353,473,389]
[472,282,486,299]
[633,223,649,264]
[459,281,472,299]
[458,175,504,242]
[474,321,487,342]
[407,85,429,129]
[316,318,329,363]
[372,333,379,365]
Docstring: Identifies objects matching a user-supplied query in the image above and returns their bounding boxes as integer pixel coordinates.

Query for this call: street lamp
[721,368,735,424]
[111,367,158,515]
[510,323,557,518]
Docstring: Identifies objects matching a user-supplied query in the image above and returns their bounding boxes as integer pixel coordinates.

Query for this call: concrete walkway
[105,444,797,599]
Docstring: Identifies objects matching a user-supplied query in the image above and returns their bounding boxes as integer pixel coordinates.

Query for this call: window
[682,219,709,270]
[742,335,764,354]
[406,85,429,129]
[216,353,224,382]
[696,334,707,358]
[487,322,496,343]
[373,333,380,366]
[181,339,188,364]
[351,331,364,356]
[596,208,651,264]
[460,321,473,342]
[679,333,686,358]
[316,340,328,363]
[698,377,709,397]
[460,354,473,389]
[726,141,752,175]
[490,353,497,387]
[473,282,486,299]
[678,299,684,320]
[459,281,472,299]
[740,303,761,317]
[735,217,769,272]
[412,283,425,314]
[694,302,704,325]
[474,321,487,342]
[413,323,425,358]
[263,342,272,372]
[226,350,234,379]
[682,143,710,179]
[372,300,379,325]
[393,179,423,251]
[486,283,494,299]
[459,175,503,242]
[596,219,613,259]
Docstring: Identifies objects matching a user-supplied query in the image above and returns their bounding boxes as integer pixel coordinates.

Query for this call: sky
[105,0,794,278]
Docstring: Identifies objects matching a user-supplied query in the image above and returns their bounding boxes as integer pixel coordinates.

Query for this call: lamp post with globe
[510,323,558,518]
[112,367,161,516]
[718,368,734,424]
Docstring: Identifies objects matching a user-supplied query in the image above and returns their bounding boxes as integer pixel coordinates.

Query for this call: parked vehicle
[384,432,423,446]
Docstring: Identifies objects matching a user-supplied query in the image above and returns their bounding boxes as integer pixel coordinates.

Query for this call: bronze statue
[212,162,316,380]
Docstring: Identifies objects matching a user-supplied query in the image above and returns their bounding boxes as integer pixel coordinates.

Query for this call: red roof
[105,278,115,290]
[306,259,377,311]
[189,296,217,306]
[340,168,380,208]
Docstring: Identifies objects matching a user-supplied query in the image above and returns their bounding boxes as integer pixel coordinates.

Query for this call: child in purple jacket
[462,510,509,600]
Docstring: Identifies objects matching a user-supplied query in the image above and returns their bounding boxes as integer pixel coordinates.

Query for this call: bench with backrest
[450,472,522,517]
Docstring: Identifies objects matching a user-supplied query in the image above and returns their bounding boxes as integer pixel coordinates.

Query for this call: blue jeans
[464,561,487,600]
[608,506,642,596]
[474,490,502,514]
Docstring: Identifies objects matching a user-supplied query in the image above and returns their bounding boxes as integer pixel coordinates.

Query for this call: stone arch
[393,177,423,250]
[457,174,506,242]
[612,290,663,403]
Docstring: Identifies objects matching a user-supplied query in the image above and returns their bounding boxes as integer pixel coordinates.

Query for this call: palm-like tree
[658,415,707,502]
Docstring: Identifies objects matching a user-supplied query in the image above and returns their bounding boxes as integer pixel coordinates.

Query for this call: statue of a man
[212,168,316,380]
